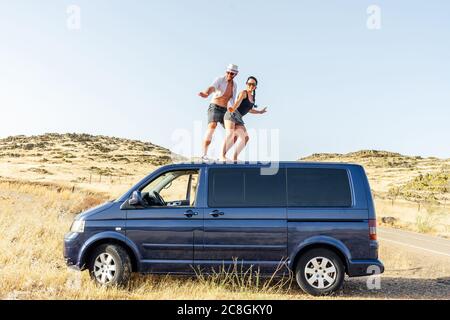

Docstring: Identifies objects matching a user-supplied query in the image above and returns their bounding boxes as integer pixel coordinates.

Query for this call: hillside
[1,136,448,205]
[301,150,449,204]
[1,135,448,235]
[301,150,450,236]
[0,133,184,197]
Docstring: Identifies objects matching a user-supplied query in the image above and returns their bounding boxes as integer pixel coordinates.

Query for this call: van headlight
[70,220,85,233]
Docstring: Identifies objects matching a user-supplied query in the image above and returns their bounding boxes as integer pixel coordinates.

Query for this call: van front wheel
[88,244,132,287]
[295,248,345,296]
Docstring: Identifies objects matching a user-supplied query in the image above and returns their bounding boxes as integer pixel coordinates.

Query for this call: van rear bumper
[347,259,384,277]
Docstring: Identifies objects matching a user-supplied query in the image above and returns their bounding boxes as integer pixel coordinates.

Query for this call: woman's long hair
[247,76,258,104]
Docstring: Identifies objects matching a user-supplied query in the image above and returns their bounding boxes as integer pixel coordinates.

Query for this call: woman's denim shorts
[224,110,245,125]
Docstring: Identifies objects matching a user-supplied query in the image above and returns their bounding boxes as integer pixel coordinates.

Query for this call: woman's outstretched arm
[249,107,267,114]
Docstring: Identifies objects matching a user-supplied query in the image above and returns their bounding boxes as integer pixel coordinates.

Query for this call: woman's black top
[237,91,255,116]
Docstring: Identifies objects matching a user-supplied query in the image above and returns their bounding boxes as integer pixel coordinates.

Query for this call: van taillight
[369,219,377,240]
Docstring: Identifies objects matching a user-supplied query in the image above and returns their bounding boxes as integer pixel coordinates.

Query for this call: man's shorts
[207,104,227,125]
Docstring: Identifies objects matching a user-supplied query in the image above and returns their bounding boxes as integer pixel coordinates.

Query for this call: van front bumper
[63,232,84,270]
[347,259,384,277]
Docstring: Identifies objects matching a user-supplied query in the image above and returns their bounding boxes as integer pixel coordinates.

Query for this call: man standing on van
[198,64,238,160]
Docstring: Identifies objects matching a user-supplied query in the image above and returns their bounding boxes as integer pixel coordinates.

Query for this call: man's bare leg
[202,122,218,158]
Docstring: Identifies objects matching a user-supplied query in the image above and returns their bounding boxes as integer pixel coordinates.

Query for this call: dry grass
[0,179,297,300]
[375,198,450,238]
[1,179,449,300]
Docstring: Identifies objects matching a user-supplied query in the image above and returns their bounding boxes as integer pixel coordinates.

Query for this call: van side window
[159,172,199,206]
[141,170,199,207]
[208,168,286,207]
[287,168,352,207]
[209,169,244,206]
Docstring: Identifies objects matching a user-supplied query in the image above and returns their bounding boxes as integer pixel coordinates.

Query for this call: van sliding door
[197,167,288,275]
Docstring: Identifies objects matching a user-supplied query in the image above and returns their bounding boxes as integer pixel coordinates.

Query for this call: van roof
[116,161,366,203]
[167,160,363,168]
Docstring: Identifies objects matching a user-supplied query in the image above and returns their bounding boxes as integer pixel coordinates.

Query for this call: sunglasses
[227,71,237,77]
[247,82,257,87]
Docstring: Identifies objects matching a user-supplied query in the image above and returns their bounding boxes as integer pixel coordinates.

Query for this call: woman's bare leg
[233,125,249,161]
[220,120,236,161]
[202,122,217,158]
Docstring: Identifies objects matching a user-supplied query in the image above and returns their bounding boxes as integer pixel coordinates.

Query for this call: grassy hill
[301,150,449,203]
[301,150,450,236]
[0,135,448,235]
[0,133,184,198]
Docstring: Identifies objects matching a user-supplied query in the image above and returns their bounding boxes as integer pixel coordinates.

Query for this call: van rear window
[208,168,286,207]
[287,168,352,207]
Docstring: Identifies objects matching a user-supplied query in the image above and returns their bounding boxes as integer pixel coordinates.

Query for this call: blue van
[64,161,383,296]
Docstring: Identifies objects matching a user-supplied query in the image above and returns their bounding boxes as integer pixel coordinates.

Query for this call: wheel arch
[290,238,351,274]
[79,232,140,272]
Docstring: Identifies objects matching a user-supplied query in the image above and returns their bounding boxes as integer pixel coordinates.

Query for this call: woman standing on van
[221,76,267,161]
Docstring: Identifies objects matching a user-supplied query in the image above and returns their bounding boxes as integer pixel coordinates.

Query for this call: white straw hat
[226,64,239,74]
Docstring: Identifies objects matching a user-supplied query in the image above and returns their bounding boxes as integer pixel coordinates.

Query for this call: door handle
[209,209,224,217]
[184,209,198,218]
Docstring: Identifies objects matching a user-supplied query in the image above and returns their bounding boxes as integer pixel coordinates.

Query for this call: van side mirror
[129,190,143,206]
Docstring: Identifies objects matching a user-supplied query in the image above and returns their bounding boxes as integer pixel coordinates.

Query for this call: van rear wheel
[88,244,132,287]
[295,248,344,296]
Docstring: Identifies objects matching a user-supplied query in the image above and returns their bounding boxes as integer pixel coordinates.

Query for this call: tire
[295,248,345,296]
[88,244,132,287]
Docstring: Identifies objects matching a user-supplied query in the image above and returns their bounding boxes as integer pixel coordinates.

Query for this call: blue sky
[1,1,449,159]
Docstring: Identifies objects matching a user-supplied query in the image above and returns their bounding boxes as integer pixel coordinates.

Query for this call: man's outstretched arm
[198,86,215,98]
